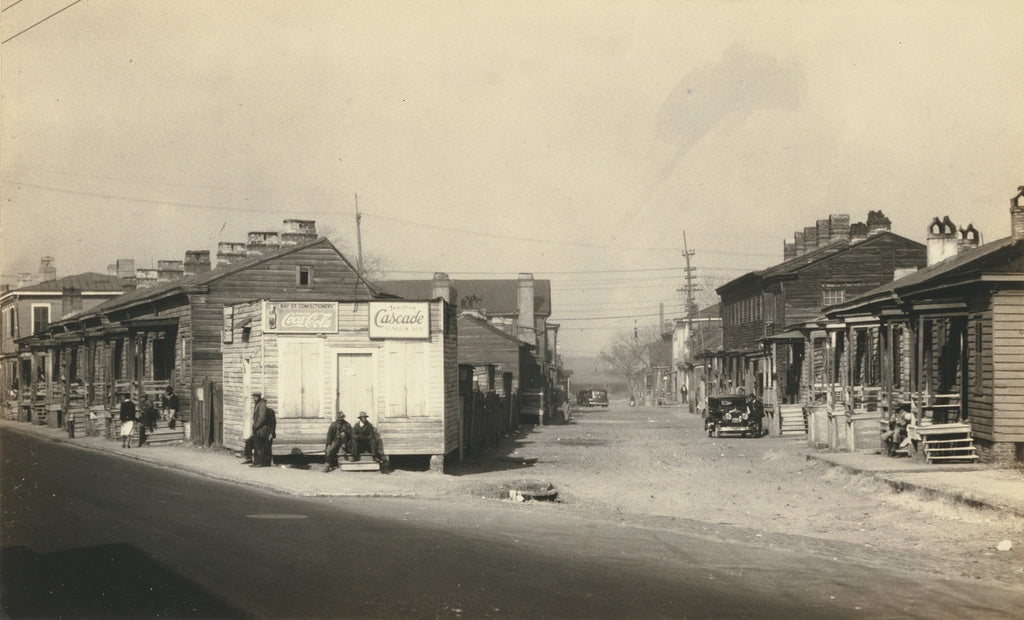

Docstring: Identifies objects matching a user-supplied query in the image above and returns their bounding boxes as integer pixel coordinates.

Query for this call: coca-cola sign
[369,301,430,339]
[265,302,338,334]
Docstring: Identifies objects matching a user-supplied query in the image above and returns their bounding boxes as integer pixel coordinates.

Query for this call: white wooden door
[278,339,322,418]
[337,353,375,424]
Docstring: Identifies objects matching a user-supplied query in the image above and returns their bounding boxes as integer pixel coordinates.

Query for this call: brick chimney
[1012,186,1024,242]
[282,219,318,245]
[958,224,980,253]
[803,226,818,251]
[217,242,248,266]
[157,260,184,282]
[829,214,851,242]
[927,216,959,265]
[61,286,82,317]
[39,256,56,282]
[516,273,536,346]
[431,272,453,304]
[783,242,796,260]
[247,231,281,255]
[184,250,212,276]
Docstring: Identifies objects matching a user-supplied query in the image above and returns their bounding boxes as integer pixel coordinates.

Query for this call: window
[31,305,50,334]
[297,265,313,287]
[385,341,429,417]
[278,339,321,417]
[822,287,845,306]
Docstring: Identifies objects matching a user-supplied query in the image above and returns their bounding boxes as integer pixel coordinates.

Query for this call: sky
[1,0,1021,356]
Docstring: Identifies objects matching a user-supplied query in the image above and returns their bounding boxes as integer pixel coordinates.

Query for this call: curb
[806,453,1024,519]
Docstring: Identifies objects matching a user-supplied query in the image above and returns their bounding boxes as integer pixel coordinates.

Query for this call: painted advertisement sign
[264,301,338,334]
[369,301,430,339]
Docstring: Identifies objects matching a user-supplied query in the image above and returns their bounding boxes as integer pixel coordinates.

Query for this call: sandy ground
[454,403,1024,589]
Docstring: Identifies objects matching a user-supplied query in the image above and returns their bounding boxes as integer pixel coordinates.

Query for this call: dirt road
[455,402,1024,588]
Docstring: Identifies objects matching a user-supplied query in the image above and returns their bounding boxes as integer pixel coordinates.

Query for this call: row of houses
[0,222,566,471]
[669,188,1024,466]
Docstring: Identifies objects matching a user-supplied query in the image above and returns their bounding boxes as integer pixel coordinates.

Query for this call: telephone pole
[354,192,364,276]
[678,231,700,320]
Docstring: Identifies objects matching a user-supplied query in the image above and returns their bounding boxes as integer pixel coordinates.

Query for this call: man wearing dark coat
[119,395,136,448]
[250,392,274,467]
[323,411,353,472]
[350,411,382,462]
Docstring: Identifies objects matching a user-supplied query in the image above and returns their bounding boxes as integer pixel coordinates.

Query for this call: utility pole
[354,192,364,276]
[677,231,700,411]
[678,230,700,321]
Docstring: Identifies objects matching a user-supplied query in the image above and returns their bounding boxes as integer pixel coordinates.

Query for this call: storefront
[222,298,459,470]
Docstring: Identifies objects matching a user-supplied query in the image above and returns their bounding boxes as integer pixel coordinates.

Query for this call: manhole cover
[505,482,558,502]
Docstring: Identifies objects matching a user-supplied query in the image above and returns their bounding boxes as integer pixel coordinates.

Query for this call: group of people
[239,393,384,471]
[118,386,181,448]
[323,409,383,472]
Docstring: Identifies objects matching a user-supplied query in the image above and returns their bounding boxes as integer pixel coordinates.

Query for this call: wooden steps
[779,404,807,436]
[917,423,978,464]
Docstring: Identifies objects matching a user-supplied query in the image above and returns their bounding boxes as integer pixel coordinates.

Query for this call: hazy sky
[2,1,1021,355]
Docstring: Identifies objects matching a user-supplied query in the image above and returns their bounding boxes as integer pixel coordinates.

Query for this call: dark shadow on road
[446,424,543,476]
[1,543,247,619]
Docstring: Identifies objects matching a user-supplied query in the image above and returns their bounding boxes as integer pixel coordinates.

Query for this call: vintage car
[577,388,609,407]
[705,394,764,438]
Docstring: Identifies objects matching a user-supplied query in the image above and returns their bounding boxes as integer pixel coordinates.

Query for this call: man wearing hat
[350,411,383,462]
[323,410,353,472]
[246,391,272,466]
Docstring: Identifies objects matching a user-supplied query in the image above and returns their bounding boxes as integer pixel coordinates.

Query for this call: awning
[764,330,804,342]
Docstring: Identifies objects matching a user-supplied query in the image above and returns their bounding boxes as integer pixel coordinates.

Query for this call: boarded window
[278,339,322,418]
[385,342,428,417]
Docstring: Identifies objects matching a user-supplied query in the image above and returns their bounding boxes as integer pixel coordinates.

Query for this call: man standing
[250,392,274,467]
[119,394,136,448]
[323,411,353,472]
[350,411,382,462]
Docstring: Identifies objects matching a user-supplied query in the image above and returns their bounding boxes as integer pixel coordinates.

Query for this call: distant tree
[317,224,390,282]
[599,326,661,402]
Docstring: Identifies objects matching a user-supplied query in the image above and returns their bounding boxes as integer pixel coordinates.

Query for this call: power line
[2,0,29,13]
[1,0,85,44]
[3,178,782,259]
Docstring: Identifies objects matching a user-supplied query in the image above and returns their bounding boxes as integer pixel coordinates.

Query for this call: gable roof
[457,313,534,348]
[825,236,1024,315]
[71,238,376,320]
[1,272,124,298]
[718,231,925,295]
[376,278,552,316]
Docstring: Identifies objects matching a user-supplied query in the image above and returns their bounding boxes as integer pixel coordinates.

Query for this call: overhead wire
[1,0,85,44]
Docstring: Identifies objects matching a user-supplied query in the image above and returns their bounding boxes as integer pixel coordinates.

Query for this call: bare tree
[599,326,661,402]
[317,224,391,282]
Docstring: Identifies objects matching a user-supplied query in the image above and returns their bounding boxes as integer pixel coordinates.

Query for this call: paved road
[2,429,1021,618]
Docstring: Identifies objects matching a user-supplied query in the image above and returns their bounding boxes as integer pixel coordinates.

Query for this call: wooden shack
[221,298,459,470]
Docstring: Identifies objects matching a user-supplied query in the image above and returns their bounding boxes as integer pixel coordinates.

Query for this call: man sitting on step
[323,410,353,472]
[349,412,384,463]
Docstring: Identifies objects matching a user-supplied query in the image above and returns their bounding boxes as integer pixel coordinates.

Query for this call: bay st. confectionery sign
[264,301,339,334]
[369,301,430,339]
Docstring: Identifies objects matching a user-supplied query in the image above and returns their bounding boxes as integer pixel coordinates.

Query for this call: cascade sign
[265,302,338,334]
[369,301,429,339]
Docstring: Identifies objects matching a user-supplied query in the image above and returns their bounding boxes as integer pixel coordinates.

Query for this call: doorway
[337,353,375,424]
